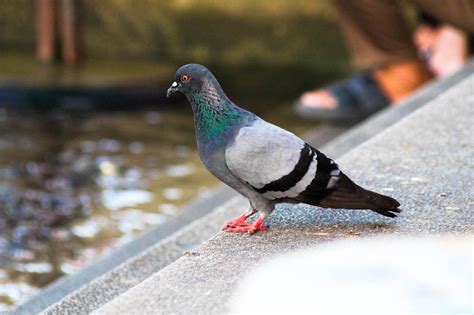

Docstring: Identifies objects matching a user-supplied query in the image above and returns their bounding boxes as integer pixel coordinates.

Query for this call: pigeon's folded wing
[225,119,339,200]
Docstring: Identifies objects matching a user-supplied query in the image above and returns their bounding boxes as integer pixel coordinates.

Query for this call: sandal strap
[329,72,390,115]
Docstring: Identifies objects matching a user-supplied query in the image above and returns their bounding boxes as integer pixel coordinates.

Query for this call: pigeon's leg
[221,208,257,231]
[225,213,268,234]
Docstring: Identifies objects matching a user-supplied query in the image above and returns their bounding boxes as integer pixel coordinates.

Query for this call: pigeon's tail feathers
[314,173,401,217]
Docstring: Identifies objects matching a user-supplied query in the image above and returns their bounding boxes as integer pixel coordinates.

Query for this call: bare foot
[414,24,469,77]
[299,90,337,109]
[413,25,438,60]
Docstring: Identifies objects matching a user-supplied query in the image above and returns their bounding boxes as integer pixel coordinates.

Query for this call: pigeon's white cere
[226,119,305,191]
[171,81,178,87]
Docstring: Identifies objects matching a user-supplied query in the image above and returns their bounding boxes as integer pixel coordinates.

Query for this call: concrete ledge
[41,197,245,315]
[95,73,473,314]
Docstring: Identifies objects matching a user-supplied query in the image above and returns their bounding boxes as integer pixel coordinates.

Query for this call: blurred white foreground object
[231,236,472,314]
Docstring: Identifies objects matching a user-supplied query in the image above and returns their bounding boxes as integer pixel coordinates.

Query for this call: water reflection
[0,101,314,310]
[0,106,217,310]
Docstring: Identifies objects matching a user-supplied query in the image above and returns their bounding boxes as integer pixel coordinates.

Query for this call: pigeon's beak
[166,81,179,98]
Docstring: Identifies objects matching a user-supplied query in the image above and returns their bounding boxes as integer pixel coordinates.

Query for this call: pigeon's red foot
[224,215,268,234]
[225,222,268,234]
[221,209,258,231]
[221,214,248,231]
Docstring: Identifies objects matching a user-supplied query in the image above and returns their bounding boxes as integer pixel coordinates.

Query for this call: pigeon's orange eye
[181,74,190,82]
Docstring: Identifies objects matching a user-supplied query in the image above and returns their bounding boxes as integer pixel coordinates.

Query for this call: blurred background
[0,0,350,310]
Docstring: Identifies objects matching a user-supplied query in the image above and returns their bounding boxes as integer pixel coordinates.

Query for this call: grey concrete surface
[95,74,473,315]
[40,197,246,315]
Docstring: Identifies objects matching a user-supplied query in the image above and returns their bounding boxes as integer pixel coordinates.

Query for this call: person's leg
[344,0,474,76]
[339,0,432,102]
[336,0,415,69]
[297,0,431,116]
[417,0,474,35]
[414,24,469,77]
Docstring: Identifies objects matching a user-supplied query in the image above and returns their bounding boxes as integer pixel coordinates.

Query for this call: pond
[0,96,317,310]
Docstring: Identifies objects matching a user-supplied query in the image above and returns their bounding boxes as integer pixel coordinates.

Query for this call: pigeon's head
[167,64,220,98]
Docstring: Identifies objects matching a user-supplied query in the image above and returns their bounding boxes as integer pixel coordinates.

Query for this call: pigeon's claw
[221,216,247,231]
[225,222,268,234]
[221,209,257,231]
[224,214,268,234]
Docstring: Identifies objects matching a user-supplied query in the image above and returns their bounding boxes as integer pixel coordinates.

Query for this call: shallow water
[0,101,315,310]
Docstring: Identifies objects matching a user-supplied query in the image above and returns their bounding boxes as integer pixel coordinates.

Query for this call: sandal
[294,72,390,121]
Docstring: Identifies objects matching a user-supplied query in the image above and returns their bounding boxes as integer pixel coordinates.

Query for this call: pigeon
[167,64,401,234]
